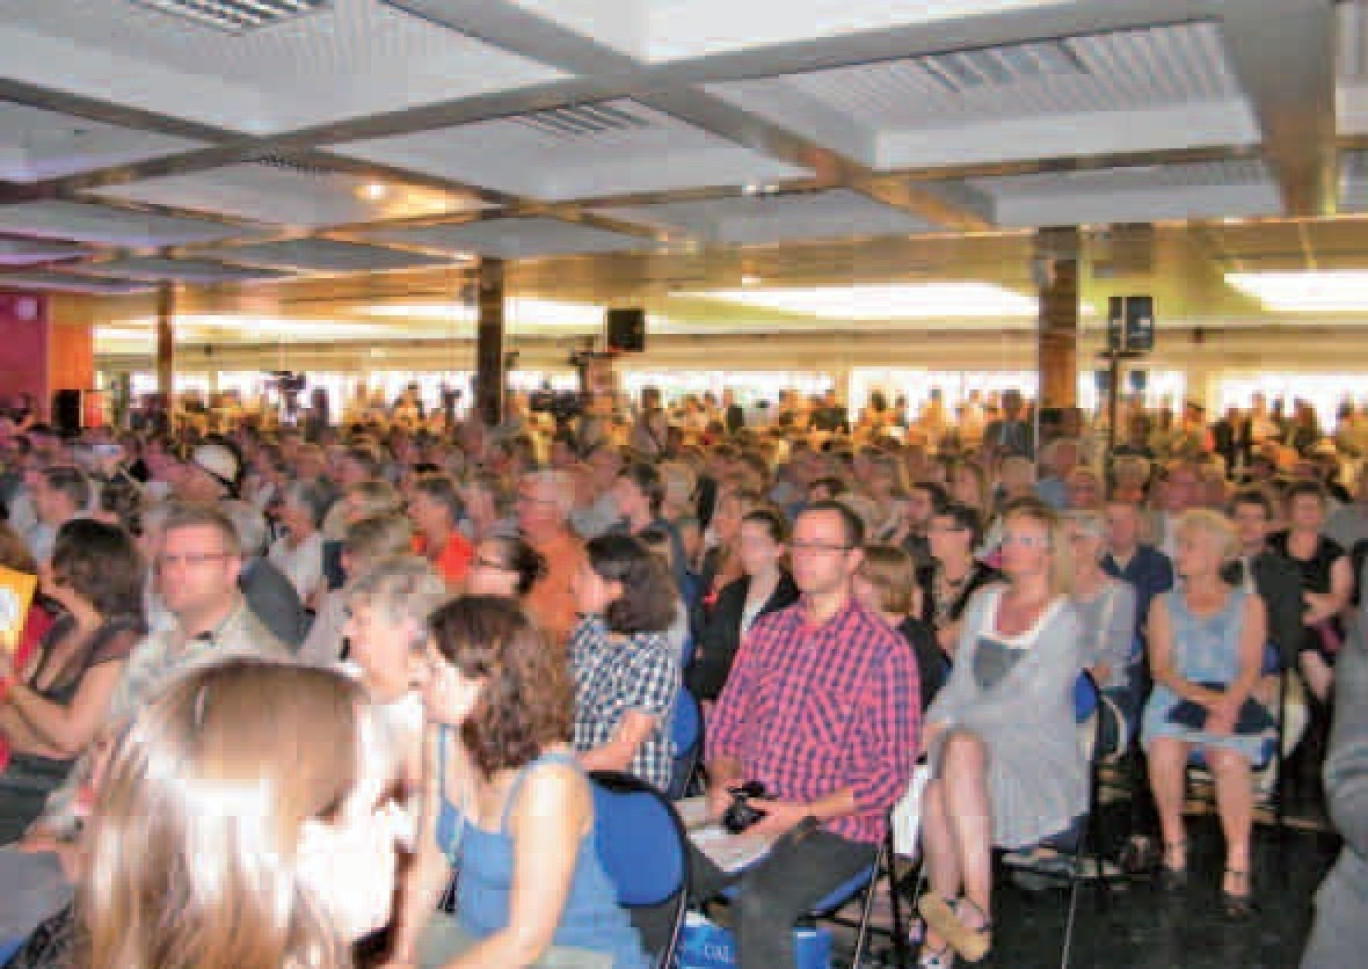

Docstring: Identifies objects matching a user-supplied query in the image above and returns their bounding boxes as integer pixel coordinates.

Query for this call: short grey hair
[347,556,449,649]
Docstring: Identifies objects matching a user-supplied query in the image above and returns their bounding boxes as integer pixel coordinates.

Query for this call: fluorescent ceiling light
[671,283,1036,319]
[1226,271,1368,312]
[364,299,607,327]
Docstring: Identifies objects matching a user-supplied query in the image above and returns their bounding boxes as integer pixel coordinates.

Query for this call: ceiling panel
[967,160,1280,227]
[0,236,94,266]
[501,0,1075,62]
[0,0,566,135]
[203,237,456,273]
[92,160,486,228]
[0,200,259,247]
[336,98,811,201]
[0,269,152,294]
[594,189,938,245]
[0,100,203,182]
[71,256,293,283]
[355,216,652,259]
[708,20,1260,169]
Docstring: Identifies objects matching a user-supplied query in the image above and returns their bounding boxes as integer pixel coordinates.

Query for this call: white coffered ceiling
[0,0,1359,344]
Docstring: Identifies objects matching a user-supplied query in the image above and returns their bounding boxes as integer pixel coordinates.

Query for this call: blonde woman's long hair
[81,659,387,969]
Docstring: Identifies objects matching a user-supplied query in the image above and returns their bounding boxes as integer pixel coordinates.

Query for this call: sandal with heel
[917,894,992,963]
[1158,840,1188,891]
[1221,868,1254,919]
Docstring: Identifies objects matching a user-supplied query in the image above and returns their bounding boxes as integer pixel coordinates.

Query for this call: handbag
[1166,683,1274,735]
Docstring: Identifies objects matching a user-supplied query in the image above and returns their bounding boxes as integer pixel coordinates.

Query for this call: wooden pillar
[1036,227,1080,439]
[475,259,505,427]
[155,282,175,399]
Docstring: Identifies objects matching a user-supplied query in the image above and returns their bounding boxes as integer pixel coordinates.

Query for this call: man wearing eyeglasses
[26,502,287,845]
[694,500,920,969]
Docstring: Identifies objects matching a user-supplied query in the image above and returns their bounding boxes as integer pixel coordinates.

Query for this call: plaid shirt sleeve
[706,611,774,763]
[848,629,920,815]
[622,632,679,718]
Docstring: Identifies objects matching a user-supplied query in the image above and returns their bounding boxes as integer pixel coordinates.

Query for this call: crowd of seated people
[0,384,1362,968]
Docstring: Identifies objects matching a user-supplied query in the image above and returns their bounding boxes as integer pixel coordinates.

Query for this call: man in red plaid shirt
[698,500,921,969]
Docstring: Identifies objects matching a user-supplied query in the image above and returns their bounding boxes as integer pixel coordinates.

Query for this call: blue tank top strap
[498,749,582,833]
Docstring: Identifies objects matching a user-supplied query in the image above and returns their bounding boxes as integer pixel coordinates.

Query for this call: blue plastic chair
[589,771,691,969]
[715,828,905,969]
[669,686,702,800]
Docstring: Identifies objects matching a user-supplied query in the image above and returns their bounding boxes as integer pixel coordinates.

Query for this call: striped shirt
[709,596,920,844]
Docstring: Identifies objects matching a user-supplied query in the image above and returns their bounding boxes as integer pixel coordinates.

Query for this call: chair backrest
[589,771,691,968]
[589,771,690,909]
[668,686,702,800]
[1073,671,1099,724]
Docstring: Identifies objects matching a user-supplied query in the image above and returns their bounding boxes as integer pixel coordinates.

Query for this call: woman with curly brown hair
[389,596,648,969]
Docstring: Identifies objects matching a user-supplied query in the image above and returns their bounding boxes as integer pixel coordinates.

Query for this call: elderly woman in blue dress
[1143,508,1267,918]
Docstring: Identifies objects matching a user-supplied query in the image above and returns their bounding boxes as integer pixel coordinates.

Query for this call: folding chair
[589,771,691,969]
[1185,643,1290,839]
[993,672,1111,969]
[669,685,703,801]
[809,828,909,969]
[710,820,908,969]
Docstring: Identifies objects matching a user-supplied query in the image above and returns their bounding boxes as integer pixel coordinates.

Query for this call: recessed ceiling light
[741,275,761,287]
[671,283,1036,319]
[360,182,389,201]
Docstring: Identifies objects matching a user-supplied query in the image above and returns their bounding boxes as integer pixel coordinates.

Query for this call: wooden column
[155,282,175,399]
[475,259,505,427]
[1036,227,1080,424]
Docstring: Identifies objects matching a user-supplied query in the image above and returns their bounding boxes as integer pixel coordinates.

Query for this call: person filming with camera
[694,501,920,969]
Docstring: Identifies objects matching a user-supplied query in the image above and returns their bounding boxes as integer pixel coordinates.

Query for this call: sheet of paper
[689,824,774,874]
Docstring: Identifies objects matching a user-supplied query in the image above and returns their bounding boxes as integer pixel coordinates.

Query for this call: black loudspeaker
[605,308,646,353]
[52,389,82,435]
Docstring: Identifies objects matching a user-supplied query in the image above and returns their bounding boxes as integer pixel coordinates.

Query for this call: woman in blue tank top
[388,595,649,969]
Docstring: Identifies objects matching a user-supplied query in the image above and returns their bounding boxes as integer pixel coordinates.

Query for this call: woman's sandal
[917,894,992,963]
[1221,868,1254,919]
[917,941,956,969]
[1158,840,1188,891]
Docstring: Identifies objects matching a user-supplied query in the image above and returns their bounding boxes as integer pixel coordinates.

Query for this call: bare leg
[1146,737,1191,868]
[940,731,994,927]
[1207,747,1254,889]
[920,779,963,902]
[1300,651,1334,705]
[918,778,961,954]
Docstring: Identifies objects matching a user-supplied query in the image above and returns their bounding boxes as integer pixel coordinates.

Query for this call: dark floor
[843,814,1340,969]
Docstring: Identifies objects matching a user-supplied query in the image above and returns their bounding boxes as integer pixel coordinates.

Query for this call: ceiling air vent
[512,103,653,140]
[921,40,1086,94]
[131,0,330,34]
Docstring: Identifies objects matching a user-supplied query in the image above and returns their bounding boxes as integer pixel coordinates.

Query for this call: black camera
[721,781,769,835]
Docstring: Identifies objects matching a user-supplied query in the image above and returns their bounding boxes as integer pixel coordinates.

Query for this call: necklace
[933,562,973,626]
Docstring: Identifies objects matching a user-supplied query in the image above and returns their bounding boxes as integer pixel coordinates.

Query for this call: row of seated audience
[0,394,1361,969]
